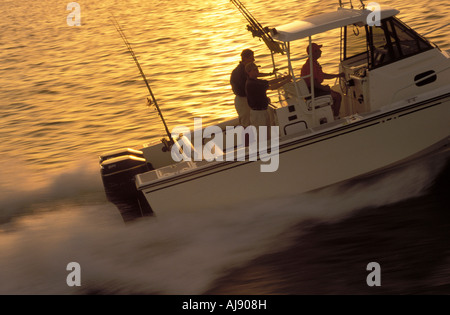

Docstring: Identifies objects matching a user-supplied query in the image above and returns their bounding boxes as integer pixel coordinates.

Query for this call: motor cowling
[100,150,153,221]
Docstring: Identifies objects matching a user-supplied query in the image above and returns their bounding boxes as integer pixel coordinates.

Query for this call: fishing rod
[230,0,284,54]
[110,15,173,148]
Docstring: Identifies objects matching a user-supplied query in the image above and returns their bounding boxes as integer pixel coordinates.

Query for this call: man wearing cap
[245,62,291,128]
[230,49,273,127]
[300,43,344,119]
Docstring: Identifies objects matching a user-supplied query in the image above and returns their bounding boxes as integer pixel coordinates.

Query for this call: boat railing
[338,0,367,9]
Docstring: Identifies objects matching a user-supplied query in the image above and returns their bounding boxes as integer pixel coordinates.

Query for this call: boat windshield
[369,17,433,69]
[343,24,367,60]
[342,17,433,69]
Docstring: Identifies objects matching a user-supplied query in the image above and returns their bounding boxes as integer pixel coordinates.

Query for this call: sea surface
[0,0,449,295]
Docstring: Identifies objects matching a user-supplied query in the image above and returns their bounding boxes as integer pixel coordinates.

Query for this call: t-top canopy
[270,7,400,42]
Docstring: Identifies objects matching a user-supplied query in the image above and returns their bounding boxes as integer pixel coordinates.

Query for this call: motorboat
[100,1,450,221]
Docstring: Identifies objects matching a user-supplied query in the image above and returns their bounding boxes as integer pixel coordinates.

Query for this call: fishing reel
[161,137,174,152]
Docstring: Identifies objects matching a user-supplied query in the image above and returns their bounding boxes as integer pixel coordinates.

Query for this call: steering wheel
[339,74,348,95]
[373,49,386,67]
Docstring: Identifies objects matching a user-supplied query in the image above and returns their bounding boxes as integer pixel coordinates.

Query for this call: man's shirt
[245,78,270,110]
[300,58,324,88]
[230,62,247,97]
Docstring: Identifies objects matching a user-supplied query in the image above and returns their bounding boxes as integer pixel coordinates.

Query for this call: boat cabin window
[342,24,367,62]
[341,17,433,69]
[385,18,432,57]
[368,17,433,69]
[369,23,397,67]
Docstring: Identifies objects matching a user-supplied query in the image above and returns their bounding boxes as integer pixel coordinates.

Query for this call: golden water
[0,0,449,295]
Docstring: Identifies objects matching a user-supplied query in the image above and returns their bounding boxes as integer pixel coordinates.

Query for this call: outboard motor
[100,148,153,222]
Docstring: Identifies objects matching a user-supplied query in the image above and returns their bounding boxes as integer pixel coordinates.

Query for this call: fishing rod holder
[247,25,271,39]
[231,0,284,54]
[161,137,174,152]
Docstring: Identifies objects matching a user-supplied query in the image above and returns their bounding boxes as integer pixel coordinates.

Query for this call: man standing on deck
[230,49,272,127]
[245,62,291,128]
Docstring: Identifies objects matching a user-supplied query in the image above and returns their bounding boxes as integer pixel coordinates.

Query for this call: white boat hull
[137,94,450,214]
